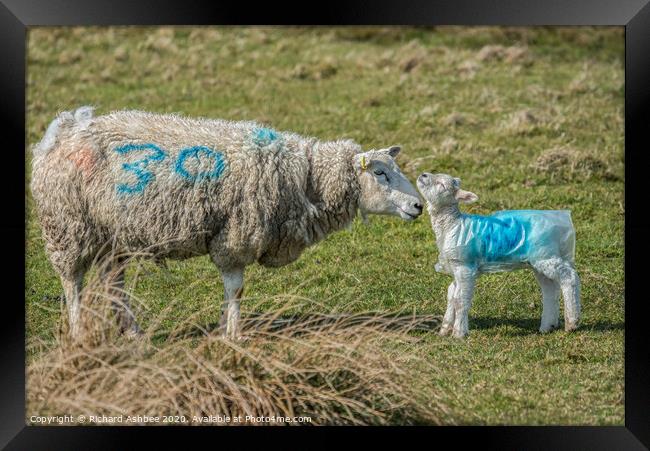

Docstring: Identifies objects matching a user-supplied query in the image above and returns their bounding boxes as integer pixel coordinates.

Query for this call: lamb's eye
[373,169,386,178]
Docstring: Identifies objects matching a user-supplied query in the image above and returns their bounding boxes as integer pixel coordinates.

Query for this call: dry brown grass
[500,109,541,135]
[27,254,450,426]
[532,147,619,182]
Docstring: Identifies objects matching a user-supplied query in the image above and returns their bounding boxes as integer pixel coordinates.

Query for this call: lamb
[416,172,581,338]
[30,107,424,339]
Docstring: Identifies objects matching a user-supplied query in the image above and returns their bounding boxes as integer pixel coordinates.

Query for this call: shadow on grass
[150,312,624,341]
[470,316,624,336]
[154,312,442,340]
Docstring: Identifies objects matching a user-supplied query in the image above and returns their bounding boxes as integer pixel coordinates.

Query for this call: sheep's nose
[414,203,423,213]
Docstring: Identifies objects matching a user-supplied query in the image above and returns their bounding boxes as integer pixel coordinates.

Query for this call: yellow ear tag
[360,155,367,171]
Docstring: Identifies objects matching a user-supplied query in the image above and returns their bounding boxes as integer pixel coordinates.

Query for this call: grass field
[25,26,624,424]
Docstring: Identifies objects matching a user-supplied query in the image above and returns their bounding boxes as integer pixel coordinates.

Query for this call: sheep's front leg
[219,267,244,339]
[439,281,457,336]
[451,265,477,338]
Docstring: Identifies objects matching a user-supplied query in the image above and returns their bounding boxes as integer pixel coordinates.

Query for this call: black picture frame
[4,0,649,448]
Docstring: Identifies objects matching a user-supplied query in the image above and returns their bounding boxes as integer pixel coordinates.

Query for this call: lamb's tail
[32,106,95,156]
[562,210,576,264]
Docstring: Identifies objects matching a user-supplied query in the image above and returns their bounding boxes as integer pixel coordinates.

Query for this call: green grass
[26,26,624,424]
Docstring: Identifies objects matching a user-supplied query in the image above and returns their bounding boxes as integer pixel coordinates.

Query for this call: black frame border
[3,0,649,448]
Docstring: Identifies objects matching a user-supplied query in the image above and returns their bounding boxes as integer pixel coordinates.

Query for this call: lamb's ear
[385,146,401,158]
[455,189,478,204]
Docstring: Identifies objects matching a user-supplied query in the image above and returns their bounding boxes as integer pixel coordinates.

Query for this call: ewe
[416,173,580,338]
[31,107,423,339]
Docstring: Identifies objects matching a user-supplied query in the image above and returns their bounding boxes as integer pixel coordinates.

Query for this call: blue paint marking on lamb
[454,210,574,266]
[114,143,167,194]
[457,212,528,262]
[175,146,227,182]
[252,127,280,147]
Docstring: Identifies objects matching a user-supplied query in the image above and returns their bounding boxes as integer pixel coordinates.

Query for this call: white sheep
[30,107,423,339]
[416,172,581,338]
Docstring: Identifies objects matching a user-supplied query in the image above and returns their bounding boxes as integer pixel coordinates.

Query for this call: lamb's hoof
[451,330,468,339]
[539,323,559,333]
[565,322,579,332]
[439,325,453,337]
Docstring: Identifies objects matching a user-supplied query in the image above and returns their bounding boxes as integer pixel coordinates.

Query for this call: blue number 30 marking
[175,146,227,182]
[114,143,167,194]
[114,143,227,195]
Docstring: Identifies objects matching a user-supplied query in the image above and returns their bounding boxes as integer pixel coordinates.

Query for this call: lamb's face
[355,146,423,221]
[416,172,478,209]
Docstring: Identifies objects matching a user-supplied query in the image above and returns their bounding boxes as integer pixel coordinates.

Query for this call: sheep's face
[416,172,478,210]
[355,146,423,221]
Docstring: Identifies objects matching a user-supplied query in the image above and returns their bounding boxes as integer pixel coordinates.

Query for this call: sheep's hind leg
[533,268,560,333]
[439,281,457,336]
[101,263,142,337]
[60,271,84,339]
[219,267,245,339]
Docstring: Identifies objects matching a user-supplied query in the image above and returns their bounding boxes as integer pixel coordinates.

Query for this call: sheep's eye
[373,169,384,176]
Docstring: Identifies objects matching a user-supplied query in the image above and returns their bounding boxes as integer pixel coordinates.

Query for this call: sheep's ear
[455,189,478,204]
[354,153,376,171]
[385,146,401,158]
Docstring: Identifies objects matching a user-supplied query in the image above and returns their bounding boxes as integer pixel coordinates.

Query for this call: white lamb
[416,172,581,338]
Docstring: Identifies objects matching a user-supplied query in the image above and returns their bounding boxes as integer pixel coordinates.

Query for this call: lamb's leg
[533,269,560,333]
[219,267,244,339]
[101,263,142,337]
[451,266,477,338]
[558,263,581,331]
[440,281,457,336]
[532,258,581,332]
[61,272,84,339]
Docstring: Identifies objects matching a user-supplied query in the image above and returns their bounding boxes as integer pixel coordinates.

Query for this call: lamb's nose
[414,203,423,213]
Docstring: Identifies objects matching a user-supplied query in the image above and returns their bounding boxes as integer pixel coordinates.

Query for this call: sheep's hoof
[123,327,145,340]
[222,329,248,342]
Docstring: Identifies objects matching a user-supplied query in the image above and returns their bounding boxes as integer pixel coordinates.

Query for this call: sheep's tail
[32,105,95,156]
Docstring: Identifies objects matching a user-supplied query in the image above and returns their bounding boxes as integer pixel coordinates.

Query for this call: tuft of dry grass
[476,44,531,64]
[441,112,470,127]
[500,109,541,135]
[289,60,339,81]
[27,255,450,426]
[532,147,618,182]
